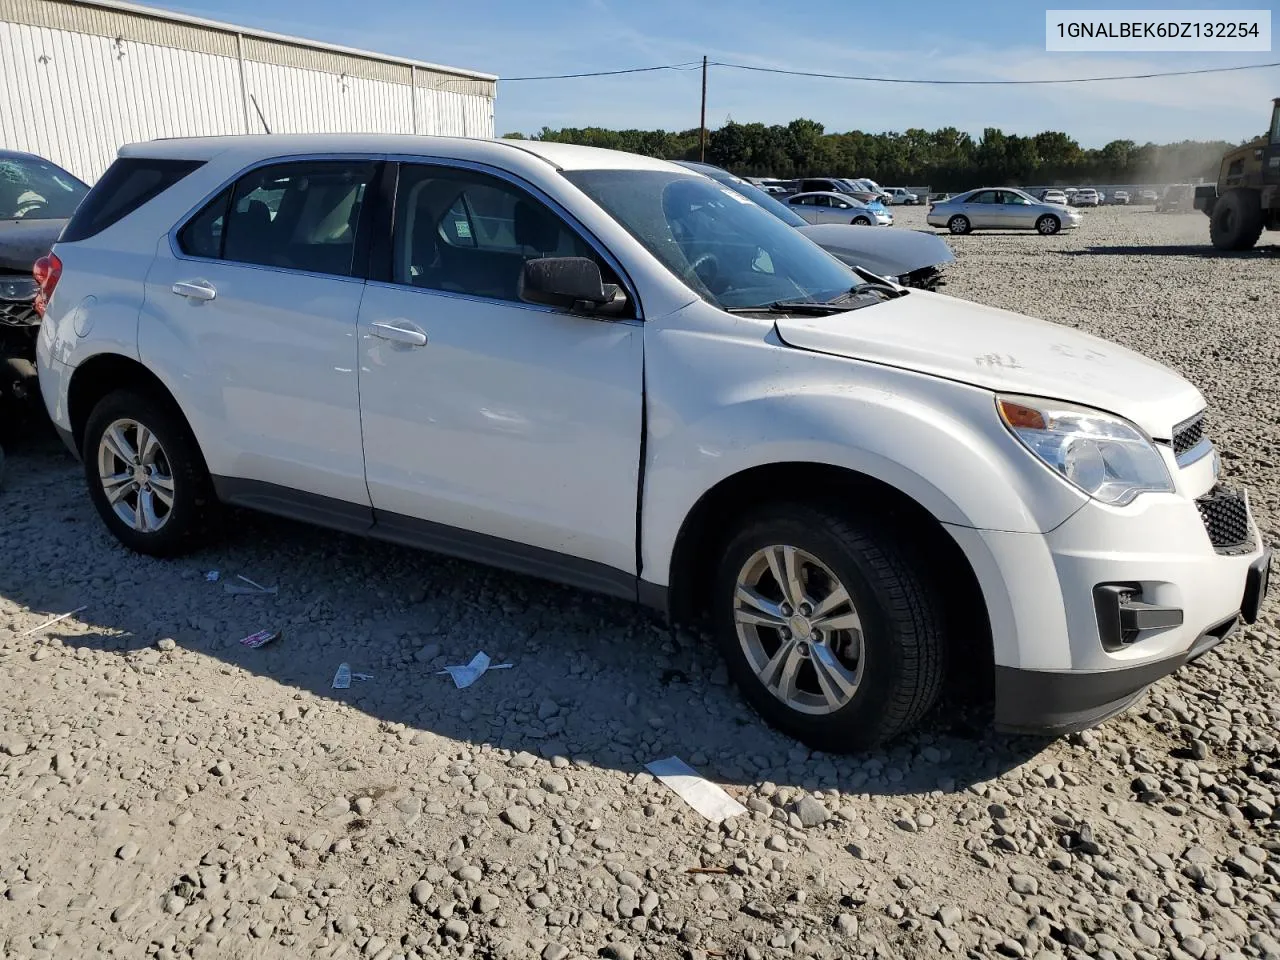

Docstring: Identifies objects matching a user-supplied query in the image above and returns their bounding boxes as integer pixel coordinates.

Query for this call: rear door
[141,157,380,509]
[355,160,643,586]
[964,190,998,228]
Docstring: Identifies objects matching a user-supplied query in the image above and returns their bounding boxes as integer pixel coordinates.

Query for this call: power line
[709,59,1280,84]
[499,58,1280,84]
[502,61,699,81]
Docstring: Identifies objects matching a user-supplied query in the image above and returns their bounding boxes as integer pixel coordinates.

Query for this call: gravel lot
[1,204,1278,960]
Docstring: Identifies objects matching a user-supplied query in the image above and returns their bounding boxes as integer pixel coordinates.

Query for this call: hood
[798,223,955,277]
[772,290,1203,439]
[0,218,65,272]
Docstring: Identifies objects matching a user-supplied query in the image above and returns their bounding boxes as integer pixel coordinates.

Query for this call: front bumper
[995,545,1269,734]
[946,481,1271,736]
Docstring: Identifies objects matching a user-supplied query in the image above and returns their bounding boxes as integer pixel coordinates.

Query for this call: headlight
[0,276,38,301]
[997,395,1173,506]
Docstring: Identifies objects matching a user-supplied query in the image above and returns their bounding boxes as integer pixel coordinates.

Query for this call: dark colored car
[0,149,89,428]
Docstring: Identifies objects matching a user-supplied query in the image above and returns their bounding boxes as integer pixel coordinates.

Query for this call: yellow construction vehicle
[1194,98,1280,250]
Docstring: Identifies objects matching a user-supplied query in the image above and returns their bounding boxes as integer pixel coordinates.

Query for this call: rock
[543,945,570,960]
[211,760,232,778]
[302,830,330,851]
[834,914,859,937]
[601,945,636,960]
[453,864,483,883]
[443,918,469,939]
[937,906,962,927]
[541,774,570,795]
[336,915,358,934]
[353,796,374,815]
[502,805,533,833]
[475,892,500,913]
[1010,875,1038,895]
[156,637,176,651]
[793,796,830,827]
[414,642,441,662]
[163,895,185,915]
[411,881,433,906]
[116,842,140,862]
[508,751,538,769]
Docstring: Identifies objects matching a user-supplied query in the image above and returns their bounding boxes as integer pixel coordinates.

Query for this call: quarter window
[179,160,377,277]
[391,164,613,304]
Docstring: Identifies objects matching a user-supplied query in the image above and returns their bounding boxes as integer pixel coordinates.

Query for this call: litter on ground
[645,755,747,824]
[436,651,512,689]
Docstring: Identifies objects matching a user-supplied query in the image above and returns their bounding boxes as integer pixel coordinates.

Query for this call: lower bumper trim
[994,615,1240,736]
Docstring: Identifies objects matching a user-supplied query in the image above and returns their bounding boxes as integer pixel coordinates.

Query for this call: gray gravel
[1,204,1278,959]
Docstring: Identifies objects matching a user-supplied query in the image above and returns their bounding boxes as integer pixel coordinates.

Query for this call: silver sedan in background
[926,187,1081,235]
[786,191,892,226]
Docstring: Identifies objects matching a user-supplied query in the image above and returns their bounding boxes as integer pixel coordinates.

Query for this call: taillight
[33,252,62,317]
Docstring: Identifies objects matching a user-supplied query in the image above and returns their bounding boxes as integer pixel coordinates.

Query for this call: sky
[136,0,1278,147]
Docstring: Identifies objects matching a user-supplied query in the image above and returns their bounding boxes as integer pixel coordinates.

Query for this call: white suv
[34,135,1271,751]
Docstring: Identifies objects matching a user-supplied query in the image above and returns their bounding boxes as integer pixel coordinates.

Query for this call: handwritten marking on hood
[975,353,1023,369]
[1051,343,1109,363]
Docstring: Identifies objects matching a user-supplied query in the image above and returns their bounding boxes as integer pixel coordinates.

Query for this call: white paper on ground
[645,756,747,824]
[435,651,512,689]
[332,663,352,689]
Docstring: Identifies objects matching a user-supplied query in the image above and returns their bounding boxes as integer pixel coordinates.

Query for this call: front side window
[0,155,89,221]
[564,169,858,311]
[180,160,377,277]
[392,164,616,304]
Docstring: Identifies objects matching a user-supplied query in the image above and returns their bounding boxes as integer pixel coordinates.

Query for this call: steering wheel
[687,252,720,287]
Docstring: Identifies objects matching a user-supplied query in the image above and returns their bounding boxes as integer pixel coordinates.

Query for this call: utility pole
[699,56,707,162]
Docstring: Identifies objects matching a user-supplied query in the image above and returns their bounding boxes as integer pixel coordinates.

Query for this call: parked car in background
[883,187,919,205]
[39,134,1270,750]
[1039,189,1069,205]
[1073,189,1101,207]
[787,191,893,226]
[1110,190,1131,205]
[673,161,954,290]
[1063,187,1080,203]
[787,178,882,204]
[1139,189,1159,204]
[1156,184,1194,213]
[0,149,90,432]
[927,187,1081,235]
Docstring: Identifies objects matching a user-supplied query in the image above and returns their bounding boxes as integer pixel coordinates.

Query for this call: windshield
[0,155,89,220]
[675,163,809,228]
[564,169,857,310]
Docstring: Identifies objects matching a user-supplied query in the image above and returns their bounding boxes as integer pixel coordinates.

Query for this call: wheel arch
[663,461,994,687]
[67,353,195,456]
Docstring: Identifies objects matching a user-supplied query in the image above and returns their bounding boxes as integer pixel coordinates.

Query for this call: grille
[0,300,39,328]
[1172,412,1205,458]
[1195,484,1254,555]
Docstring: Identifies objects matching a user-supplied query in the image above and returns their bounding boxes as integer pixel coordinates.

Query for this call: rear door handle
[370,321,427,347]
[172,279,216,301]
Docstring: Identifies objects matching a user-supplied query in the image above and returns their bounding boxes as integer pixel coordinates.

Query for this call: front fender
[640,327,1088,585]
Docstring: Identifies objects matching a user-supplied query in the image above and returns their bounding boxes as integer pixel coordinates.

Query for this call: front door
[355,161,643,588]
[141,158,380,507]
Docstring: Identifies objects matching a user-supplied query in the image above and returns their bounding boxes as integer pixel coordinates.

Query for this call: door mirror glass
[520,257,624,313]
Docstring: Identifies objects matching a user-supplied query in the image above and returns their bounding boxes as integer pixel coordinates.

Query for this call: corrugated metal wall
[0,0,496,182]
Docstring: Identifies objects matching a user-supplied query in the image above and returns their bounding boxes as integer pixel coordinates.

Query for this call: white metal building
[0,0,497,182]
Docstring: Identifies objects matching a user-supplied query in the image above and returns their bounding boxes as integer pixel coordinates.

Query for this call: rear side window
[61,157,204,242]
[179,160,377,277]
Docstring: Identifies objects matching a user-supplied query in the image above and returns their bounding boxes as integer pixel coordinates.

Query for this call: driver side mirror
[519,257,626,315]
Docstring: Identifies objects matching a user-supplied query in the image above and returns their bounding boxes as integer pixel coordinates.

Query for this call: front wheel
[713,503,946,752]
[1209,189,1263,251]
[947,215,970,235]
[852,216,872,226]
[82,389,215,556]
[1036,214,1061,235]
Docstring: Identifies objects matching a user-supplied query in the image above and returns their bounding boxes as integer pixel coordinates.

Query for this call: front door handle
[370,321,427,347]
[172,279,216,301]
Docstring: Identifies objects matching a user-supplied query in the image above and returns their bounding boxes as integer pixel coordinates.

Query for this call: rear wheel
[713,503,946,752]
[82,389,215,556]
[1036,215,1061,236]
[1209,189,1263,251]
[947,215,970,235]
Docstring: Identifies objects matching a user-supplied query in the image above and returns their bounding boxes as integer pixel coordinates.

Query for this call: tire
[1036,215,1061,236]
[852,216,872,226]
[713,503,946,752]
[82,388,215,557]
[947,215,970,235]
[1209,189,1263,251]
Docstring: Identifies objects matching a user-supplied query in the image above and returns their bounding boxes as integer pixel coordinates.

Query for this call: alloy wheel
[732,544,865,715]
[96,418,175,533]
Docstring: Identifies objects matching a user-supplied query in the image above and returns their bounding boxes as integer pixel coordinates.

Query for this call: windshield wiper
[724,297,877,315]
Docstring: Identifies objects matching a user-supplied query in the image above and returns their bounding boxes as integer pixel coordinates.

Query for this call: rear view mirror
[519,257,625,314]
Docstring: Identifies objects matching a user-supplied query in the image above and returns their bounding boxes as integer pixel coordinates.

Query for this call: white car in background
[33,134,1271,751]
[883,187,919,205]
[786,191,893,226]
[1039,189,1069,205]
[927,187,1082,235]
[1074,189,1101,207]
[1110,190,1131,205]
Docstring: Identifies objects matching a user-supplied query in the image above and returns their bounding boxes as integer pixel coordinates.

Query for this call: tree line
[503,120,1241,189]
